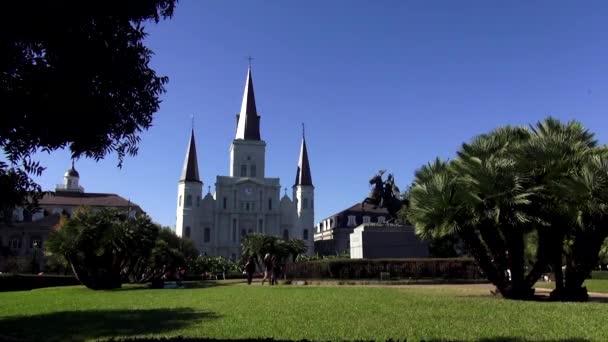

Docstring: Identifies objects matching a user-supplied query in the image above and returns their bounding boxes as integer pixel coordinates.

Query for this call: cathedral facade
[175,67,314,259]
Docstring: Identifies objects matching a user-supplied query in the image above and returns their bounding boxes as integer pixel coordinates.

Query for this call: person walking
[261,253,272,285]
[271,255,280,285]
[245,256,256,285]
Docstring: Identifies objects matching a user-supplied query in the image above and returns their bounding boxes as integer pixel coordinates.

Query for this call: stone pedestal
[350,224,429,259]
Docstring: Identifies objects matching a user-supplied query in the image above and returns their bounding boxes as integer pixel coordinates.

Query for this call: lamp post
[31,241,39,274]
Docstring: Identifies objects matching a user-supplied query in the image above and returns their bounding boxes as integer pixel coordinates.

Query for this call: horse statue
[361,170,407,222]
[361,170,385,209]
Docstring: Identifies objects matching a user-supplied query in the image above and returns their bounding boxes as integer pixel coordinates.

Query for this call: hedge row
[0,274,80,292]
[284,258,483,280]
[591,271,608,280]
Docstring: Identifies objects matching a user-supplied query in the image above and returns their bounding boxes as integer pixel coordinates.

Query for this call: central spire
[180,129,202,183]
[294,126,313,187]
[235,66,261,140]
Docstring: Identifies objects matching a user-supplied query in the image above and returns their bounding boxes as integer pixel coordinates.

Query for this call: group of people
[244,253,281,285]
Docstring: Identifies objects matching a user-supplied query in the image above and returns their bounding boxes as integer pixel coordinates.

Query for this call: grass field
[1,281,607,342]
[535,279,608,294]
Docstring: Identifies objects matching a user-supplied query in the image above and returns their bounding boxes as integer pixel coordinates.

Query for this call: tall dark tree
[0,1,177,220]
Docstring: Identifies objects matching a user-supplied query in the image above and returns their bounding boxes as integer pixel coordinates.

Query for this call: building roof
[39,192,141,209]
[320,202,388,222]
[235,66,261,140]
[180,129,202,183]
[294,136,313,186]
[66,167,79,177]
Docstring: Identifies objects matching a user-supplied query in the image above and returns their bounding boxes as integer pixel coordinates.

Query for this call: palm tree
[556,149,608,300]
[409,126,540,299]
[521,118,597,299]
[285,238,308,262]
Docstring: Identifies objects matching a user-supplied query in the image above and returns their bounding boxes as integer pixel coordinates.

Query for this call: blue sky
[29,1,608,228]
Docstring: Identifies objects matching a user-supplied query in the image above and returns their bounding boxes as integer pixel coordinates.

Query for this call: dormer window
[363,216,371,224]
[347,215,356,227]
[377,216,386,224]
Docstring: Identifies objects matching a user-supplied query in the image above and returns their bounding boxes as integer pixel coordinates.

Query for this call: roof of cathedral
[180,129,202,183]
[294,135,313,186]
[235,66,261,140]
[39,192,141,210]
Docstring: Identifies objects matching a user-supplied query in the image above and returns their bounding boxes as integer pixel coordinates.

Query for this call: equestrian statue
[361,170,408,222]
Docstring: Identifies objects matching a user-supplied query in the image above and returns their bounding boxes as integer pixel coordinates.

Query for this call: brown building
[314,203,389,256]
[0,164,142,273]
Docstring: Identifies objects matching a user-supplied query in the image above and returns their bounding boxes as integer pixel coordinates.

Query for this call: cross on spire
[191,114,195,130]
[302,123,305,139]
[247,55,254,67]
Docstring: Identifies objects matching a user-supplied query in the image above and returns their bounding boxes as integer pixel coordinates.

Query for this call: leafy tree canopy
[0,1,176,220]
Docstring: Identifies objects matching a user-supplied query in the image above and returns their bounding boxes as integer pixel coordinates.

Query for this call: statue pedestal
[349,224,429,259]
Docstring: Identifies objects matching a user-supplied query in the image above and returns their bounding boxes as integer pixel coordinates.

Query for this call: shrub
[284,258,482,280]
[0,274,79,292]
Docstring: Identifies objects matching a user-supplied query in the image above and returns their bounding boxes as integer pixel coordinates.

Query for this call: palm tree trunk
[564,227,607,301]
[461,228,509,295]
[504,227,533,299]
[549,230,566,300]
[478,226,508,273]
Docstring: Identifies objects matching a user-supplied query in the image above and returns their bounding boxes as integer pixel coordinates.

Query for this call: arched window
[223,197,227,209]
[302,198,309,209]
[197,196,201,207]
[23,209,32,222]
[268,198,272,211]
[204,228,211,242]
[283,229,289,240]
[232,219,237,242]
[8,236,21,249]
[303,229,309,240]
[184,226,191,238]
[241,164,247,177]
[250,164,257,177]
[185,195,192,207]
[30,236,43,248]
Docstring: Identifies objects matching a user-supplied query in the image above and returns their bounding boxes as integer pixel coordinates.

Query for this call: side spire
[294,125,313,186]
[180,129,202,183]
[235,66,261,140]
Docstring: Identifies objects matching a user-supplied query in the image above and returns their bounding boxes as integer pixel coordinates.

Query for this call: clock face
[244,187,253,196]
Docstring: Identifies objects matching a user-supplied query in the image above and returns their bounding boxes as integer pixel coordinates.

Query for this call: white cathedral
[175,66,314,260]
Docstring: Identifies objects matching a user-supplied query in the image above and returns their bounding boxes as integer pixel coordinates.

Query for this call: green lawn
[535,279,608,293]
[1,281,607,341]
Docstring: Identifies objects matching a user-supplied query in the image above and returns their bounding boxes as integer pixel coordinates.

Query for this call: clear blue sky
[30,1,608,228]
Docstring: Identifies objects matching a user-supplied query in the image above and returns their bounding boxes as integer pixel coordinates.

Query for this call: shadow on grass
[99,337,593,342]
[0,308,218,342]
[105,280,247,292]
